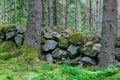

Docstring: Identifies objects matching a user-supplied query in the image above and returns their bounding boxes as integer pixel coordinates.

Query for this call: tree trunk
[98,0,117,68]
[89,0,92,31]
[21,0,25,18]
[65,0,70,29]
[13,0,17,23]
[53,0,58,26]
[24,0,42,53]
[62,0,65,28]
[48,0,53,29]
[85,0,90,31]
[41,0,45,24]
[4,0,7,23]
[75,0,81,31]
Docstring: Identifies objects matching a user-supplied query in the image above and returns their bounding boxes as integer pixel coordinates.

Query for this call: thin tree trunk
[62,0,65,28]
[21,0,25,18]
[85,0,90,31]
[53,0,58,26]
[98,0,117,68]
[89,0,92,31]
[4,0,7,23]
[65,0,70,29]
[48,0,54,29]
[13,0,17,23]
[75,0,81,31]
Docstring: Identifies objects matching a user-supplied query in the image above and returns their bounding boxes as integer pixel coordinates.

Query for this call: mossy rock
[59,37,69,48]
[20,45,40,64]
[68,32,84,45]
[0,41,16,52]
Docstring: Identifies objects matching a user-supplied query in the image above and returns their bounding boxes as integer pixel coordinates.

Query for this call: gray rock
[42,40,57,51]
[62,32,69,38]
[14,34,23,46]
[52,49,67,59]
[44,33,53,39]
[15,26,24,33]
[52,32,62,39]
[67,45,79,57]
[6,32,15,40]
[82,44,100,57]
[46,53,54,63]
[81,57,96,65]
[115,48,120,60]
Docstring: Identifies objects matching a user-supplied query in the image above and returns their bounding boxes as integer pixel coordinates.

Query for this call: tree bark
[75,0,81,31]
[53,0,58,26]
[98,0,117,68]
[48,0,54,29]
[24,0,42,53]
[13,0,17,23]
[62,0,65,28]
[65,0,70,29]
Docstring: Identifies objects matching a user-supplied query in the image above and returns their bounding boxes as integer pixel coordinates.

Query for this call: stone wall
[0,26,120,67]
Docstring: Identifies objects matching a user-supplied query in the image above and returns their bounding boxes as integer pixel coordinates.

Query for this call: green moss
[84,33,101,41]
[68,32,84,45]
[0,23,26,31]
[20,45,40,64]
[59,37,69,48]
[0,52,10,60]
[0,41,16,52]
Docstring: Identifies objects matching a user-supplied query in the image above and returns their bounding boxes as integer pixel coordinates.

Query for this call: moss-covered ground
[0,57,120,80]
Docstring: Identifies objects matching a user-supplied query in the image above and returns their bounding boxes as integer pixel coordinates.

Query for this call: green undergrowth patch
[0,57,120,80]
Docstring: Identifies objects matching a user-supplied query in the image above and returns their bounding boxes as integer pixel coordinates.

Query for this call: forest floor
[0,54,120,80]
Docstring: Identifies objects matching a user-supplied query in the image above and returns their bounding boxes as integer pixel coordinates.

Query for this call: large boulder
[14,34,24,46]
[58,37,69,48]
[67,44,79,58]
[52,48,67,59]
[81,57,97,66]
[46,53,54,63]
[42,40,57,51]
[82,44,100,57]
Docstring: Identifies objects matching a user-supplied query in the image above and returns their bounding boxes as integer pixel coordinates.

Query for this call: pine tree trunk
[75,0,81,31]
[89,0,92,31]
[48,0,53,29]
[98,0,117,68]
[41,0,45,24]
[24,0,42,53]
[65,0,70,29]
[85,1,90,31]
[53,0,58,26]
[62,0,65,28]
[13,0,17,23]
[4,0,7,23]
